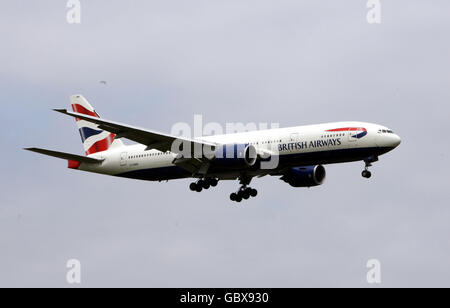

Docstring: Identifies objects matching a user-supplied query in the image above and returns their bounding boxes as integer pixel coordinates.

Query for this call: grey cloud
[1,0,450,287]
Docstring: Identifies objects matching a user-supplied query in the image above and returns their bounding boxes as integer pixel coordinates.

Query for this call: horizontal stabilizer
[24,148,104,164]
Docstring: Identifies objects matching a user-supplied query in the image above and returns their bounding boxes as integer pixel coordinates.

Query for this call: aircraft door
[120,152,127,166]
[348,129,357,142]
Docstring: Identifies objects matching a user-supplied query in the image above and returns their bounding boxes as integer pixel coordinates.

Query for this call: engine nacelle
[210,144,257,168]
[281,165,326,187]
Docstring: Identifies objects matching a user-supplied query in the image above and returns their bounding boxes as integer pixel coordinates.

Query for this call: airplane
[25,95,401,203]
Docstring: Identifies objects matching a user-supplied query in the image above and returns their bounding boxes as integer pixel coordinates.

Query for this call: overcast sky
[1,0,450,287]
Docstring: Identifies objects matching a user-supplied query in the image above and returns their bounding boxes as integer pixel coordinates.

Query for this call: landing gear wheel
[195,185,203,192]
[210,179,218,187]
[362,170,372,178]
[230,187,258,202]
[189,183,197,191]
[242,190,250,200]
[230,193,237,201]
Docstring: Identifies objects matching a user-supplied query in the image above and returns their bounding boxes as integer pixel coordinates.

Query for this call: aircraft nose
[375,129,401,149]
[391,134,401,148]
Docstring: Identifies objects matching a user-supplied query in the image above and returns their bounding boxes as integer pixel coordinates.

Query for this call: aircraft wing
[54,109,217,155]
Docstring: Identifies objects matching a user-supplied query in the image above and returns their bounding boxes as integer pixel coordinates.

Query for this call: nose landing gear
[362,156,378,179]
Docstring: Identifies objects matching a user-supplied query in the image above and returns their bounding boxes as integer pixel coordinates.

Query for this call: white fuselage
[77,121,401,182]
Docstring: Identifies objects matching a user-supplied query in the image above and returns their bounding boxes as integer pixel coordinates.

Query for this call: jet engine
[281,165,326,187]
[208,144,258,169]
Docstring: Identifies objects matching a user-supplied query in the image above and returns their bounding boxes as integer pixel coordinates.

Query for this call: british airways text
[279,138,342,152]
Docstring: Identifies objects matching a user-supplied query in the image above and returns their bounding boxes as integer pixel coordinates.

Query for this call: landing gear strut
[230,174,257,203]
[362,156,378,179]
[189,178,218,192]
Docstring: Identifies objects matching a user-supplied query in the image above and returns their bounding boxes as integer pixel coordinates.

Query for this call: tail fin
[70,95,123,156]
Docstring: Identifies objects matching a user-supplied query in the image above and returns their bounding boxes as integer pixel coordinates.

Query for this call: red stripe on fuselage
[71,104,99,120]
[85,134,115,155]
[326,127,367,132]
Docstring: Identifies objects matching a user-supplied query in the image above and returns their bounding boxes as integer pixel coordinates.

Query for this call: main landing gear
[362,156,378,179]
[229,174,257,203]
[189,174,258,203]
[230,186,258,203]
[189,178,219,192]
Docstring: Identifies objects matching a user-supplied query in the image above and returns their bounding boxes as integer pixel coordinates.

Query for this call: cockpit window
[378,129,395,134]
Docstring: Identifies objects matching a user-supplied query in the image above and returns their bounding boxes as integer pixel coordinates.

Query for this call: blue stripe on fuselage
[114,147,394,182]
[276,146,391,167]
[116,166,191,181]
